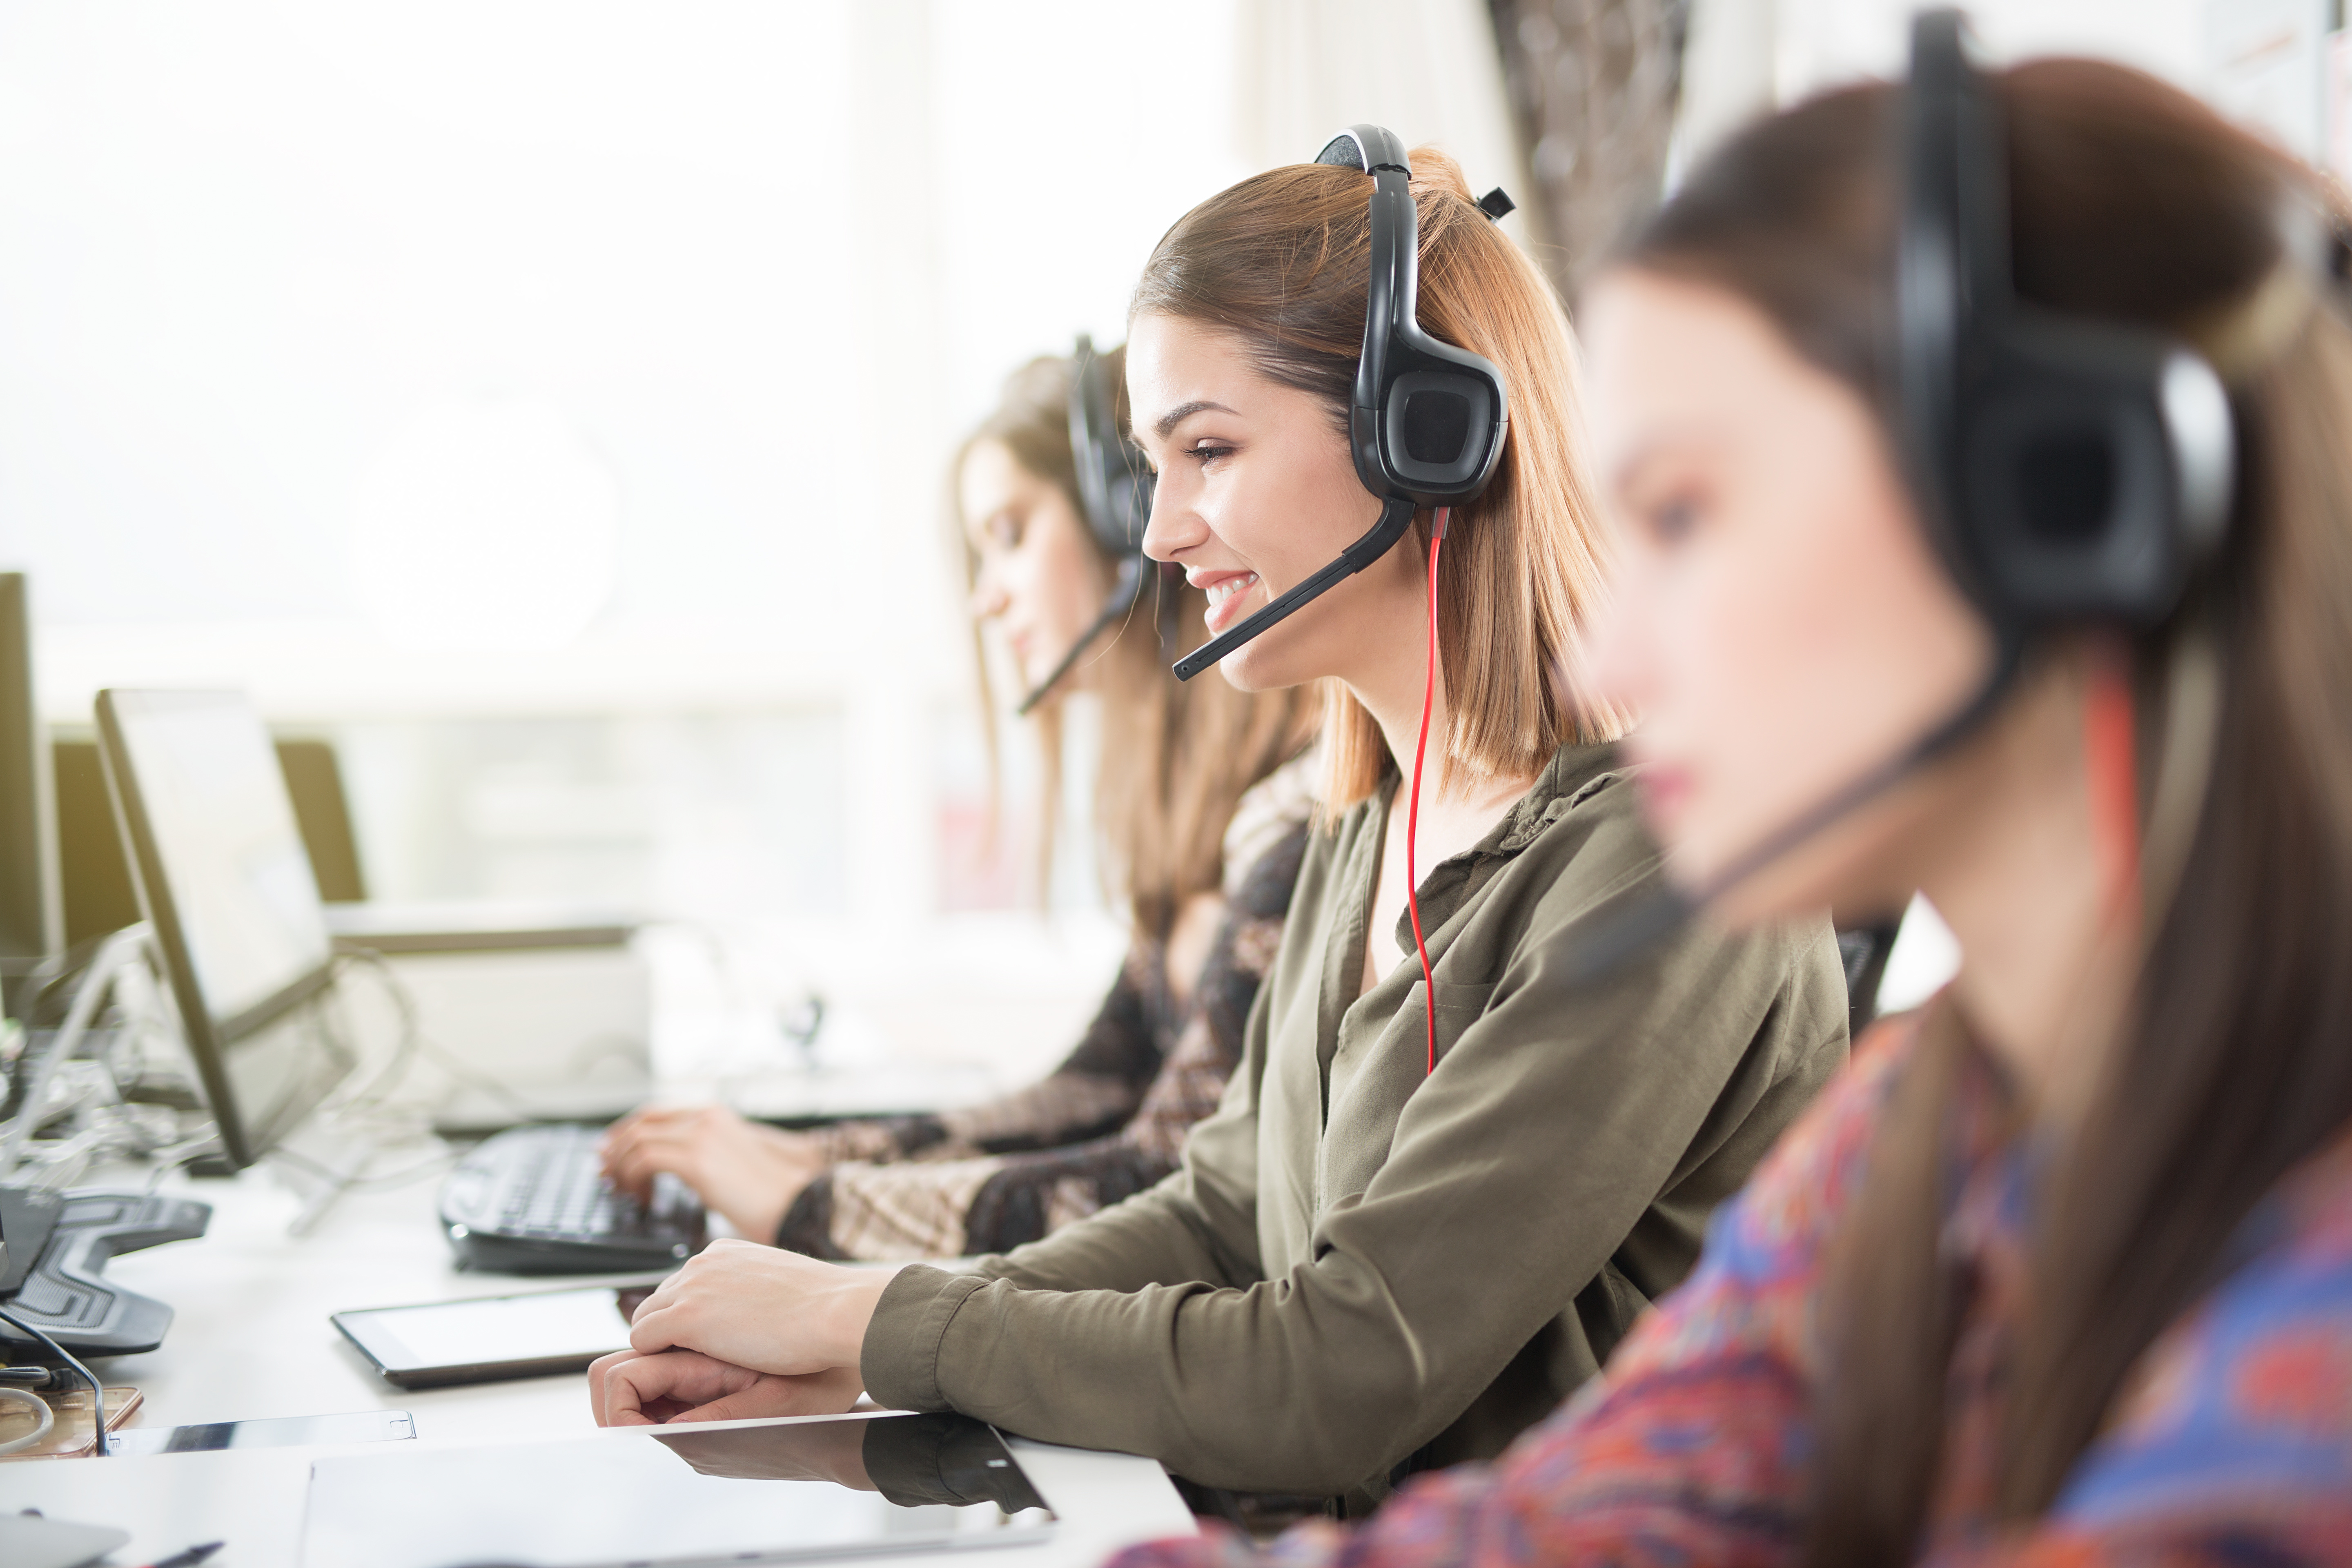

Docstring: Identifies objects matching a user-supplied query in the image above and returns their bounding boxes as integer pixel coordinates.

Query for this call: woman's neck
[1349,648,1540,996]
[1921,662,2136,1120]
[1352,654,1535,818]
[1340,559,1537,816]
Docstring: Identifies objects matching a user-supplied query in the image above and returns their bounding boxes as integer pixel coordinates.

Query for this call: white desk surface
[0,1163,1196,1568]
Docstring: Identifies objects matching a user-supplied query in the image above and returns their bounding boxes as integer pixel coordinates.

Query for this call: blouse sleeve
[1102,1026,1914,1568]
[1921,1138,2352,1568]
[930,942,1167,1155]
[934,750,1316,1163]
[950,823,1312,1256]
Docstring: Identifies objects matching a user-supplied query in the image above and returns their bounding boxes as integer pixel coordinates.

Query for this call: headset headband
[1310,127,1512,510]
[1314,128,1413,423]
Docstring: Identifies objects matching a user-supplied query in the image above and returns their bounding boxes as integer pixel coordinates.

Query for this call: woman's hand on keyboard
[599,1105,827,1242]
[588,1346,862,1426]
[624,1237,898,1382]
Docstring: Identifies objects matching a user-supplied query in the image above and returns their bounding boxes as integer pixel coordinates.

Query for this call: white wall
[0,1,1525,963]
[0,2,1260,711]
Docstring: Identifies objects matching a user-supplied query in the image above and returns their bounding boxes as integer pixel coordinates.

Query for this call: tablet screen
[302,1411,1056,1568]
[334,1285,644,1385]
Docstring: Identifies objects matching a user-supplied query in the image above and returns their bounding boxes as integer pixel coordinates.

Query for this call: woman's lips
[1004,628,1044,682]
[1197,571,1262,635]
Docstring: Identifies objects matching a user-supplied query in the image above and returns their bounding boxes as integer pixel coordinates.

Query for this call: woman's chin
[1213,642,1292,694]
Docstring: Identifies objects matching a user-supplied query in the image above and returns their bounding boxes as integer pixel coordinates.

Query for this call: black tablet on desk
[302,1411,1057,1568]
[333,1282,655,1388]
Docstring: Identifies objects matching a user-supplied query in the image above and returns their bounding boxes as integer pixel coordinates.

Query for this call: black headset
[1014,335,1158,714]
[1067,333,1156,562]
[1170,126,1515,680]
[1899,9,2234,636]
[1560,12,2249,987]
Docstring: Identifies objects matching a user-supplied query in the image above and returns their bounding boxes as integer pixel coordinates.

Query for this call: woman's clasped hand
[586,1240,894,1426]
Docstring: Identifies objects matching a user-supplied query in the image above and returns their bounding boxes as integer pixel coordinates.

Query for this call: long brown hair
[955,351,1312,939]
[1130,145,1624,810]
[1627,63,2352,1558]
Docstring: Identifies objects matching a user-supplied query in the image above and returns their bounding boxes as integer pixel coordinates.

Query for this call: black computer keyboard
[437,1125,706,1274]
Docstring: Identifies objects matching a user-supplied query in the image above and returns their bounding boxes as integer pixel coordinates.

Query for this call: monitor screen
[98,689,347,1166]
[104,691,330,1027]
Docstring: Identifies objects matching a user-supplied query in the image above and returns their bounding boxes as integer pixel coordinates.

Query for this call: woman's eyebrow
[1151,399,1239,440]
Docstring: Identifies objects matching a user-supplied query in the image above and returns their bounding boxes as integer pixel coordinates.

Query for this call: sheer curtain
[1230,0,1535,249]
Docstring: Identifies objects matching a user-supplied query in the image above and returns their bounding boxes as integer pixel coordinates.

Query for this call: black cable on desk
[0,1304,106,1455]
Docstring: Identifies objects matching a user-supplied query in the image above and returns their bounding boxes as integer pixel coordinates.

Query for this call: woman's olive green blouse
[862,742,1849,1513]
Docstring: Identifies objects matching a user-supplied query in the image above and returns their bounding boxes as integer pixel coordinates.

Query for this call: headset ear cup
[1397,378,1476,467]
[1960,314,2230,625]
[1900,10,2235,631]
[1374,359,1508,505]
[1111,464,1158,549]
[1069,335,1152,556]
[1381,371,1499,494]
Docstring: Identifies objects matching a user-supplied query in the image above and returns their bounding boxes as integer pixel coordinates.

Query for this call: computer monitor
[0,575,62,1017]
[96,689,354,1168]
[56,735,369,947]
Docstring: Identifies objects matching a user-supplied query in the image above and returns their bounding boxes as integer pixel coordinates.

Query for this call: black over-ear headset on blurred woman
[1898,8,2233,637]
[1014,335,1160,714]
[1707,8,2236,873]
[1576,9,2250,979]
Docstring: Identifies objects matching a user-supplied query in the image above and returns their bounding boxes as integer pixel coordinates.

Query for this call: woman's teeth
[1205,574,1259,610]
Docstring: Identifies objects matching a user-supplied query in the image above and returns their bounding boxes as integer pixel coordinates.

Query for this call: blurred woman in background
[603,345,1316,1262]
[1103,37,2352,1568]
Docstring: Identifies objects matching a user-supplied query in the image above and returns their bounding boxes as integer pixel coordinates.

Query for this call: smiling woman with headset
[1104,16,2352,1568]
[601,342,1316,1263]
[585,134,1848,1515]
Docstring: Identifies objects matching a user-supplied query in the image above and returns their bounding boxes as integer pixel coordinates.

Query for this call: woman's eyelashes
[1186,439,1236,468]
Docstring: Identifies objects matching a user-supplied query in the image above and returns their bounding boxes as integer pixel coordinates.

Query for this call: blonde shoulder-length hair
[1129,145,1623,809]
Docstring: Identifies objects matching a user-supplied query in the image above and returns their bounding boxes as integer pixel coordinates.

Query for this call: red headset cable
[1406,508,1448,1076]
[2084,641,2141,927]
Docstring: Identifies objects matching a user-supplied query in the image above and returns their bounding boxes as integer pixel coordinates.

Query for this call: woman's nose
[969,569,1010,619]
[1140,484,1202,564]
